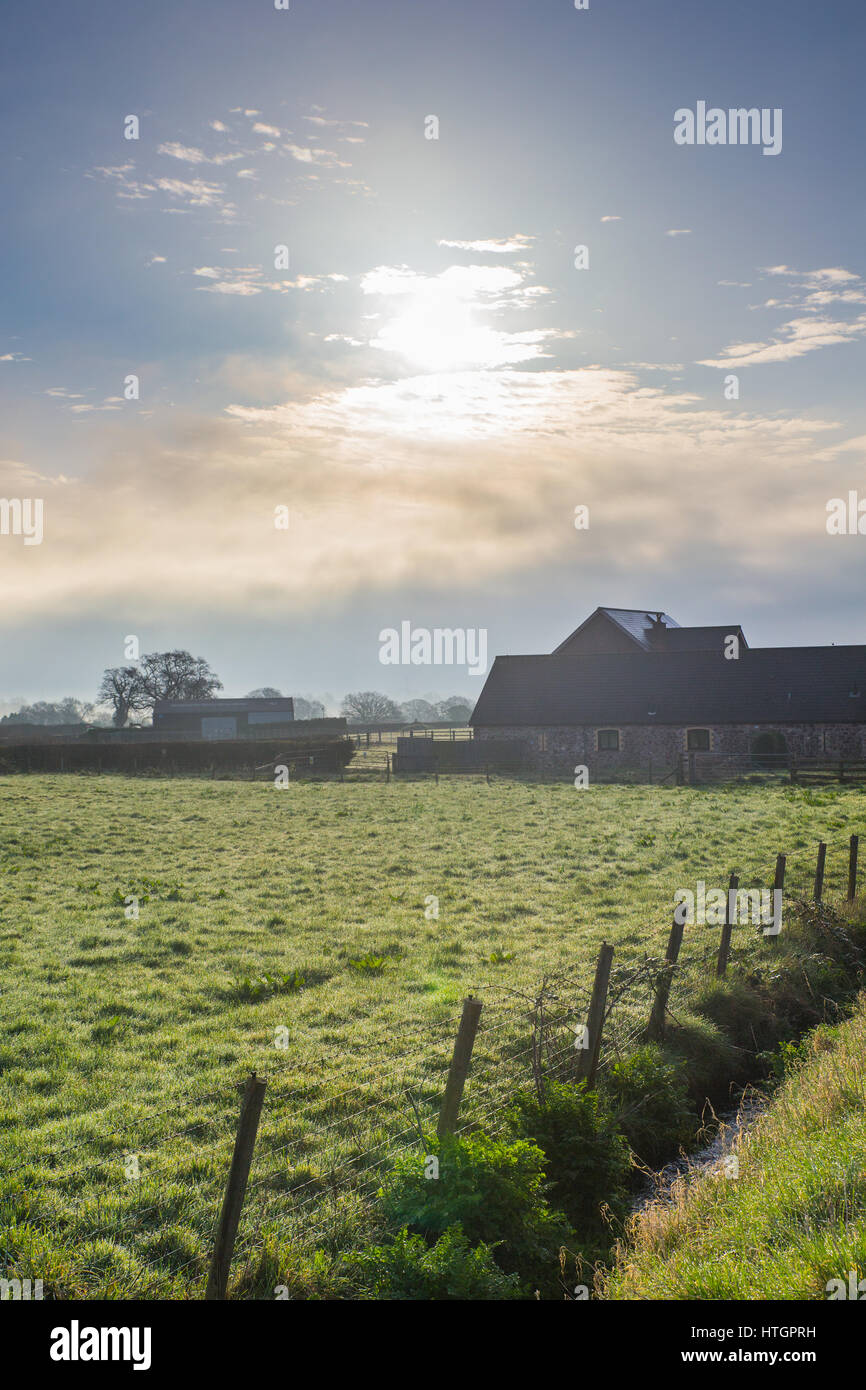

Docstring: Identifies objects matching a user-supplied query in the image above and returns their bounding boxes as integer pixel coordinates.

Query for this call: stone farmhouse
[469,607,866,774]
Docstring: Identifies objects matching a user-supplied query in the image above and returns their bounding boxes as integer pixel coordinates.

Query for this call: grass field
[1,773,864,1298]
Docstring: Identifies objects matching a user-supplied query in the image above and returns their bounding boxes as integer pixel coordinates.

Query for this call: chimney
[647,612,668,649]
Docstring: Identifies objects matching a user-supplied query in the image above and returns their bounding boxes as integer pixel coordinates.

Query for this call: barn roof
[469,648,866,727]
[553,607,680,653]
[153,697,294,716]
[660,625,748,652]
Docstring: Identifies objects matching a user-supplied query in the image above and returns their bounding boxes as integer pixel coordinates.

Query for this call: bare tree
[136,651,223,711]
[340,691,403,724]
[96,668,144,727]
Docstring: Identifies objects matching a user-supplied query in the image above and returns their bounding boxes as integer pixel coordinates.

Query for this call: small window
[597,728,620,751]
[687,728,711,751]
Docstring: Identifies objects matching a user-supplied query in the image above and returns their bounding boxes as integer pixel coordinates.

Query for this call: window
[597,728,620,751]
[687,728,711,751]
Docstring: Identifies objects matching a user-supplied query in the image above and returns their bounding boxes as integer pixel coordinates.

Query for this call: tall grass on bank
[602,995,866,1301]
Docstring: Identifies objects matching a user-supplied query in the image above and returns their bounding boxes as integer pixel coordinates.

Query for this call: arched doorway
[751,730,788,769]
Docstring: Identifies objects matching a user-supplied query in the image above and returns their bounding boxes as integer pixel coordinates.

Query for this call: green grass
[0,773,864,1298]
[602,995,866,1300]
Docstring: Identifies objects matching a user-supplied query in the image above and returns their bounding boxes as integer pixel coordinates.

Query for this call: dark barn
[470,607,866,778]
[152,697,295,741]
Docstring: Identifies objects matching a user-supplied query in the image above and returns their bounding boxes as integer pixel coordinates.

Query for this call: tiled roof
[470,648,866,727]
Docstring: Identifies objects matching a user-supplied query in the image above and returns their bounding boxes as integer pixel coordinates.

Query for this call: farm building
[152,697,295,741]
[470,607,866,774]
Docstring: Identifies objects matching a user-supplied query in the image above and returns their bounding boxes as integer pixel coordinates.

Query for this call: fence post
[386,753,391,783]
[716,873,739,979]
[647,917,684,1043]
[205,1073,267,1301]
[437,997,483,1138]
[848,834,859,902]
[577,942,615,1087]
[814,841,826,904]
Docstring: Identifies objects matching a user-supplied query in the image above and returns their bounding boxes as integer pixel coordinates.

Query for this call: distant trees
[0,697,96,726]
[399,698,438,724]
[341,691,403,724]
[246,690,326,720]
[340,692,473,725]
[97,651,223,726]
[294,696,326,720]
[436,696,474,723]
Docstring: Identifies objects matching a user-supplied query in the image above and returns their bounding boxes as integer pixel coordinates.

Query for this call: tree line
[1,651,475,728]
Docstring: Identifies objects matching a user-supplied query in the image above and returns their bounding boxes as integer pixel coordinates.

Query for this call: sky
[1,0,865,711]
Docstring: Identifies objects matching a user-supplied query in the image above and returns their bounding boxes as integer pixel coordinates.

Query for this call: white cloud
[158,142,243,166]
[437,235,534,253]
[665,228,692,237]
[698,314,866,368]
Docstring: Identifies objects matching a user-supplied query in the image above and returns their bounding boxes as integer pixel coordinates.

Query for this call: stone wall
[473,723,866,776]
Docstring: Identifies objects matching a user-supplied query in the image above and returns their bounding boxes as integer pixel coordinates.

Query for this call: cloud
[665,228,692,237]
[600,215,621,223]
[437,235,534,253]
[158,142,245,168]
[700,264,866,365]
[282,143,349,167]
[699,315,866,367]
[252,122,281,137]
[1,352,32,362]
[1,366,846,624]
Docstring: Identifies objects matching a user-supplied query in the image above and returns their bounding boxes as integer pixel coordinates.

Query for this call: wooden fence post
[437,997,483,1138]
[205,1073,267,1301]
[716,873,739,979]
[848,834,859,902]
[814,842,826,904]
[386,753,391,783]
[647,917,684,1042]
[577,942,615,1087]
